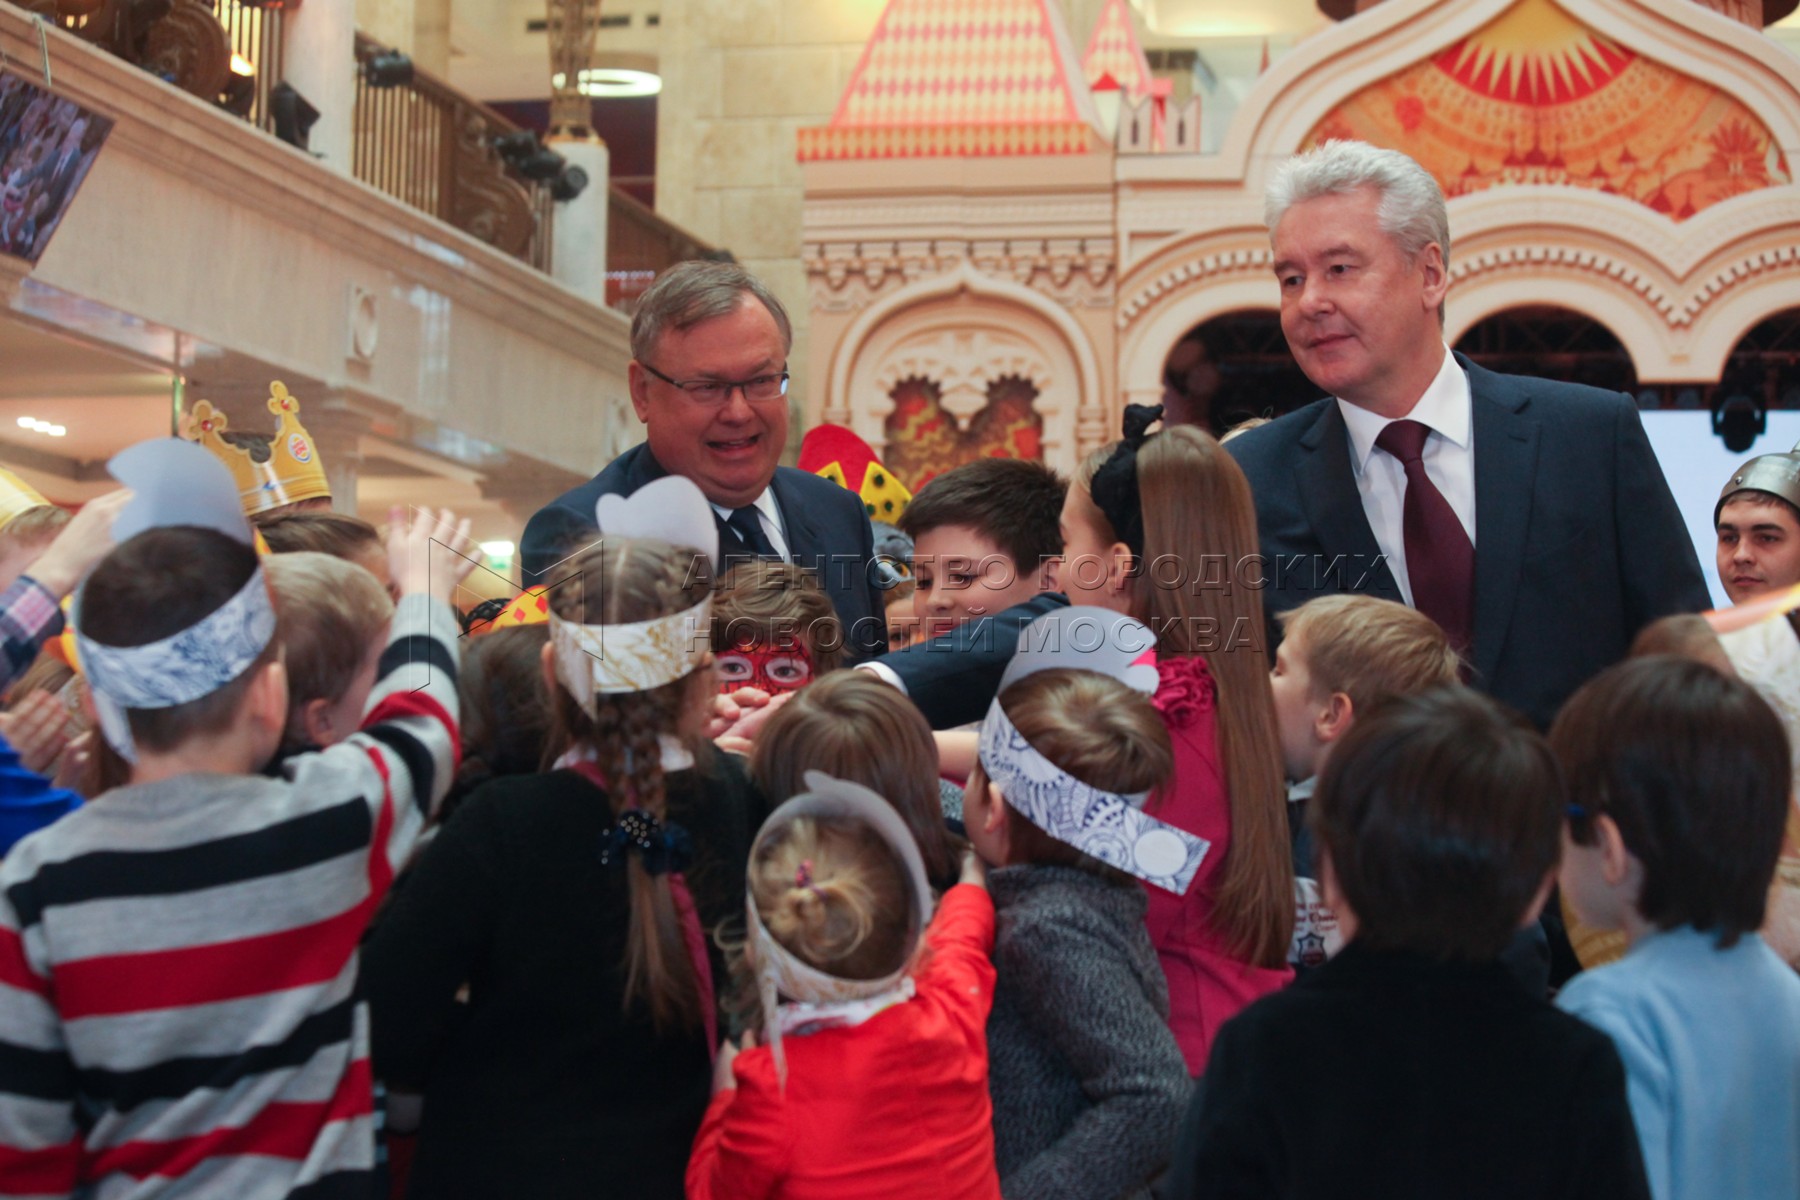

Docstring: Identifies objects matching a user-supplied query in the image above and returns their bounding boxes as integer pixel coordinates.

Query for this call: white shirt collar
[709,486,781,529]
[1338,346,1470,476]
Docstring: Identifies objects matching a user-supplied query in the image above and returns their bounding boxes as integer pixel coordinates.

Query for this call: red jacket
[686,884,1003,1200]
[1142,656,1292,1073]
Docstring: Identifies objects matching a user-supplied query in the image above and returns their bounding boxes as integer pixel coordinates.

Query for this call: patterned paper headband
[73,439,272,761]
[549,475,721,715]
[977,605,1210,894]
[749,772,934,1084]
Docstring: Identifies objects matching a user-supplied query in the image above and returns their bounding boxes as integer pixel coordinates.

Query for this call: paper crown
[978,607,1209,894]
[798,423,912,524]
[468,588,551,638]
[182,382,332,517]
[549,475,719,714]
[0,468,49,533]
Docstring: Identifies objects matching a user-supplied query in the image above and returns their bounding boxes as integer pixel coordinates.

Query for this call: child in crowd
[1062,411,1293,1072]
[1167,687,1650,1200]
[687,774,998,1199]
[899,457,1064,643]
[444,623,551,818]
[0,438,468,1199]
[1269,594,1461,969]
[884,576,923,652]
[259,508,396,597]
[1553,657,1800,1200]
[711,559,843,697]
[967,607,1194,1200]
[264,551,395,757]
[751,669,965,894]
[362,477,764,1200]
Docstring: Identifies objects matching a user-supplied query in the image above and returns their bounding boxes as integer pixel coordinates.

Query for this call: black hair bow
[1087,404,1164,557]
[599,809,694,876]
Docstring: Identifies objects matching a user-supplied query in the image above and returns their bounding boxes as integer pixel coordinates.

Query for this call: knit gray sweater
[987,864,1193,1200]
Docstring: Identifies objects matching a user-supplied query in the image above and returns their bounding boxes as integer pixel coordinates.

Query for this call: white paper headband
[977,605,1209,893]
[548,475,722,714]
[749,771,935,1083]
[75,439,271,762]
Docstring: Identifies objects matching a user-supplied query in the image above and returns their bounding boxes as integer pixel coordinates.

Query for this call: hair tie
[1088,404,1164,557]
[794,859,827,900]
[599,808,694,875]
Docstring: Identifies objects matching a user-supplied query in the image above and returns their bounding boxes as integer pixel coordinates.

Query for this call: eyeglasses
[639,360,790,405]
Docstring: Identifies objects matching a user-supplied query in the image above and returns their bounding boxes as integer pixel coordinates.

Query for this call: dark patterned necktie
[1375,419,1473,651]
[723,506,780,560]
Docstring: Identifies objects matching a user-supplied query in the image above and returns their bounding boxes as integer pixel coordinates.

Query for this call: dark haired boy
[1553,657,1800,1200]
[1167,687,1650,1200]
[865,458,1069,727]
[0,506,471,1197]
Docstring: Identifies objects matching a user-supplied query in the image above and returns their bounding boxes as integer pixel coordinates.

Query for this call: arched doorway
[1160,311,1322,435]
[1451,306,1637,395]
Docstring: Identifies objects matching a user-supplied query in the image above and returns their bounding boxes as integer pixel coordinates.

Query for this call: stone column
[548,136,611,308]
[284,0,357,170]
[304,395,372,515]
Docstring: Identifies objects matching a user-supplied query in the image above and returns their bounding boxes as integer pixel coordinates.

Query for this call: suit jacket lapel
[1294,401,1402,603]
[1464,357,1539,687]
[768,468,820,562]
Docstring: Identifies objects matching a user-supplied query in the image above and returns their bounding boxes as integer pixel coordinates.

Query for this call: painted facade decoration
[1307,0,1790,220]
[800,0,1800,478]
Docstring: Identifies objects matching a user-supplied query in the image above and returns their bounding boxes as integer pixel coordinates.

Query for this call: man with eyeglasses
[522,260,887,660]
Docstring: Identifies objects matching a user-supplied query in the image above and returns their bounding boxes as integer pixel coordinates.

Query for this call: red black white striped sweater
[0,593,459,1199]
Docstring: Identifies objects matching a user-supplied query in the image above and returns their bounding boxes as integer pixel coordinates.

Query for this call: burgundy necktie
[1375,419,1474,651]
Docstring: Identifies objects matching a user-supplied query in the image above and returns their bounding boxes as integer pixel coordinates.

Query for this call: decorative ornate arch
[826,263,1104,470]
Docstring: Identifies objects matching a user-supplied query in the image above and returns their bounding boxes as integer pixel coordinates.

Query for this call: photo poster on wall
[0,69,115,264]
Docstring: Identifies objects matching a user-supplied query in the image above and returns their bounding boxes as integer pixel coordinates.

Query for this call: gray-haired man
[1225,140,1707,730]
[522,260,886,659]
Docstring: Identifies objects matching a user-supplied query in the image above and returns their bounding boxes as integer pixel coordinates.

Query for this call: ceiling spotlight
[15,417,66,437]
[363,51,415,89]
[270,82,320,151]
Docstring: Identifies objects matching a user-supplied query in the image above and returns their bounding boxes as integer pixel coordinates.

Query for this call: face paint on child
[716,640,815,696]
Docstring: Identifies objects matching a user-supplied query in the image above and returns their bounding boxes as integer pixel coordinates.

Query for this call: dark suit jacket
[874,591,1070,729]
[1224,355,1710,727]
[1164,942,1651,1200]
[520,443,887,661]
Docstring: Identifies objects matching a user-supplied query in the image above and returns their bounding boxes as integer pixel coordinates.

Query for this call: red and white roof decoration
[1082,0,1155,97]
[797,0,1105,161]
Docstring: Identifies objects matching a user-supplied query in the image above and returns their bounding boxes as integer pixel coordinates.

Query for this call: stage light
[270,82,320,151]
[492,131,539,160]
[1713,393,1767,454]
[363,51,415,89]
[519,148,566,181]
[550,163,589,202]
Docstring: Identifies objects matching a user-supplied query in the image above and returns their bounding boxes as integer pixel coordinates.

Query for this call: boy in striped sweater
[0,483,471,1199]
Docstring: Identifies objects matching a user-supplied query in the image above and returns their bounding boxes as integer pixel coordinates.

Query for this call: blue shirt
[0,731,81,857]
[1557,926,1800,1200]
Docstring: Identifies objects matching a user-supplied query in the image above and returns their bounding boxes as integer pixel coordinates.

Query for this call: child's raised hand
[712,1030,755,1095]
[25,488,133,597]
[0,690,69,775]
[717,690,792,749]
[705,686,772,740]
[387,507,477,601]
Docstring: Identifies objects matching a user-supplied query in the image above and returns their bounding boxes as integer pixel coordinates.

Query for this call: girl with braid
[363,478,764,1200]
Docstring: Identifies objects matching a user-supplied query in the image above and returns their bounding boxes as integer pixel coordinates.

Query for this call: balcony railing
[352,34,554,272]
[607,187,713,313]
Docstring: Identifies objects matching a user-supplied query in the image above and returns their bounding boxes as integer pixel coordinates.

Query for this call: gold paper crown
[0,468,49,532]
[183,382,332,517]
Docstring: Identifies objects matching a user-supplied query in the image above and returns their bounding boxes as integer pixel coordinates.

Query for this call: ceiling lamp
[551,68,663,98]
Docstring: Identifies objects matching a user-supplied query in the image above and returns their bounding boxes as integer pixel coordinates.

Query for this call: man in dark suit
[522,261,886,660]
[1225,141,1708,730]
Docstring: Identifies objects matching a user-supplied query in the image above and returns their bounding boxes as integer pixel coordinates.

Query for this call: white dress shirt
[1335,347,1476,609]
[709,486,791,562]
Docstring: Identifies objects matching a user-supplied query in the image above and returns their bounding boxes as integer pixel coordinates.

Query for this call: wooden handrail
[351,33,551,270]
